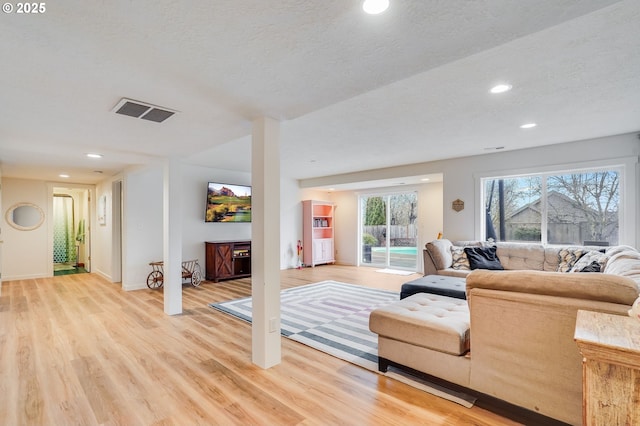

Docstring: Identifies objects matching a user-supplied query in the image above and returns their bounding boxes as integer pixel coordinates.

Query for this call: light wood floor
[0,265,522,425]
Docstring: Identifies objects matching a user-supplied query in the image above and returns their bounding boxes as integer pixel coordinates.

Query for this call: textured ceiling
[0,0,638,186]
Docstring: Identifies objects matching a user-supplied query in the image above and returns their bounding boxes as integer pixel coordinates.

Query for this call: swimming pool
[371,247,418,255]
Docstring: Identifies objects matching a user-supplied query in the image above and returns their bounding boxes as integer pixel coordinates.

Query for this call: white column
[251,116,281,368]
[163,157,182,315]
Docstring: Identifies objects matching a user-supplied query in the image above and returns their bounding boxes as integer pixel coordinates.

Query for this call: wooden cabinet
[302,200,335,267]
[574,310,640,426]
[205,240,251,282]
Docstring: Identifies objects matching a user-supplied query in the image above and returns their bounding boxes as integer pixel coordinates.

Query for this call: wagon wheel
[191,264,203,287]
[146,270,164,289]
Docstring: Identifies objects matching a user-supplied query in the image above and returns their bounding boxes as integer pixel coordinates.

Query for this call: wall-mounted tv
[205,182,252,223]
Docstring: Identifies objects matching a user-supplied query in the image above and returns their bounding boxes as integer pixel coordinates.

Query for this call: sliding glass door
[360,192,418,271]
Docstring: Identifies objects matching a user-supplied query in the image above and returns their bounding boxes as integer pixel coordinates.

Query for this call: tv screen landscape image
[205,182,252,223]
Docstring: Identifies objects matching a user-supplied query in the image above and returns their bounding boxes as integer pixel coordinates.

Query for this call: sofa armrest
[467,287,629,424]
[423,249,438,275]
[466,269,639,306]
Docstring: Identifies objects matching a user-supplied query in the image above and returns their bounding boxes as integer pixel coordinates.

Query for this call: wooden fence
[363,225,417,247]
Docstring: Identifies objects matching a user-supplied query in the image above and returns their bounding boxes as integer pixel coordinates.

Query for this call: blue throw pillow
[464,246,504,270]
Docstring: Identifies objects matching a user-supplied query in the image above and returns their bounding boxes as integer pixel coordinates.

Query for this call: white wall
[330,190,357,265]
[439,133,639,244]
[280,178,308,269]
[2,133,637,283]
[120,166,163,290]
[181,165,252,264]
[1,178,49,279]
[301,132,640,248]
[92,177,116,280]
[120,163,257,290]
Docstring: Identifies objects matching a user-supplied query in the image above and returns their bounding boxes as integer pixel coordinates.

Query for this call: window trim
[474,156,637,246]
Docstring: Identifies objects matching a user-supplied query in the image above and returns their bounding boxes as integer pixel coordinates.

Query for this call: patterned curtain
[53,196,76,263]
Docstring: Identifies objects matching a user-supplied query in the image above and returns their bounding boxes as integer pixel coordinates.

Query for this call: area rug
[210,280,396,371]
[209,280,476,407]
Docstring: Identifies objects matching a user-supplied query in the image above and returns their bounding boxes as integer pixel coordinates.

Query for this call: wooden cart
[146,259,203,289]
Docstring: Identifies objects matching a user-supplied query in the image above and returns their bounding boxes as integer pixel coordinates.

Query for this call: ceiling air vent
[112,98,177,123]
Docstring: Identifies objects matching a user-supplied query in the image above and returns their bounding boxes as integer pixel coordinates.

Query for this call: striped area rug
[209,280,399,371]
[210,280,476,407]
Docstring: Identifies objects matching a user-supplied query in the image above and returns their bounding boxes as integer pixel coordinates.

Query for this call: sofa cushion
[467,269,640,305]
[496,242,545,271]
[438,268,472,278]
[425,239,453,270]
[464,246,504,270]
[369,293,470,356]
[543,247,563,271]
[557,247,588,272]
[400,275,467,300]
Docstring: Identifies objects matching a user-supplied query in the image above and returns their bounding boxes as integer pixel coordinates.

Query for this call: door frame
[47,183,94,277]
[358,190,419,271]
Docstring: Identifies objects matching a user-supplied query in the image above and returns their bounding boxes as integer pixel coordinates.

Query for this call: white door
[312,239,324,264]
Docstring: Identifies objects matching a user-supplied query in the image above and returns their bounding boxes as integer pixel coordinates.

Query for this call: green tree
[364,196,386,225]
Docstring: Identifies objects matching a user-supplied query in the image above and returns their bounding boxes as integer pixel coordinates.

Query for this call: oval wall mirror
[5,202,45,231]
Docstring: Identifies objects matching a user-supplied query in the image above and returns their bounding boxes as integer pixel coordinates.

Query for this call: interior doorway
[52,187,91,276]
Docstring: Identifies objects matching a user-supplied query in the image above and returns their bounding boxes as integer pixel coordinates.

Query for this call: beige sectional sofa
[370,239,640,425]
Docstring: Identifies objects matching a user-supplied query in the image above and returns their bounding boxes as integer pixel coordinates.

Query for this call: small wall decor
[452,199,464,212]
[5,202,45,231]
[98,195,107,225]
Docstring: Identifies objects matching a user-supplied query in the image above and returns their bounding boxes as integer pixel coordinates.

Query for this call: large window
[482,169,620,246]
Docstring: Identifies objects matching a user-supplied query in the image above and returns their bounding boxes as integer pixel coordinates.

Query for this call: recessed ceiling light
[520,123,537,129]
[421,178,430,182]
[490,84,512,94]
[59,174,70,178]
[86,153,103,158]
[363,0,389,14]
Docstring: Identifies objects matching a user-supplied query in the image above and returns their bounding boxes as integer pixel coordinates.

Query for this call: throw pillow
[557,247,587,272]
[570,250,609,273]
[578,261,602,273]
[464,246,504,270]
[451,246,470,270]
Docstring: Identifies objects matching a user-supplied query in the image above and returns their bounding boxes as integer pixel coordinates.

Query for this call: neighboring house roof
[506,191,595,223]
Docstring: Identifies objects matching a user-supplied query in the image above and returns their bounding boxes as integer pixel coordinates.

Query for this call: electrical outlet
[269,317,278,332]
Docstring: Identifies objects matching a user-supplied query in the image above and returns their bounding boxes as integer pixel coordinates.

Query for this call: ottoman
[369,292,471,384]
[400,275,467,300]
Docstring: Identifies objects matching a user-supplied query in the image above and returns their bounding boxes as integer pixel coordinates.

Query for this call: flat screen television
[205,182,252,223]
